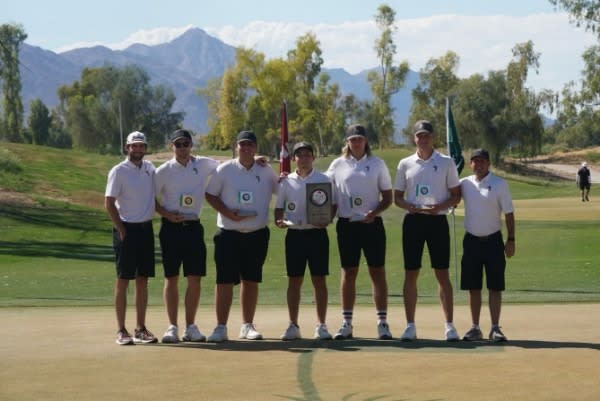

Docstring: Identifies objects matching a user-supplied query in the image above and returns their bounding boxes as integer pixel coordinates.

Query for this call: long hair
[342,140,372,158]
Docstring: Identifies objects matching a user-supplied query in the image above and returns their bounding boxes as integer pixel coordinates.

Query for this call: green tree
[311,73,346,155]
[549,0,600,38]
[201,34,351,156]
[288,33,324,151]
[47,109,72,149]
[368,4,409,147]
[550,46,600,149]
[28,98,52,145]
[452,42,546,162]
[0,23,27,142]
[547,1,600,149]
[408,51,460,146]
[58,65,183,152]
[580,45,600,106]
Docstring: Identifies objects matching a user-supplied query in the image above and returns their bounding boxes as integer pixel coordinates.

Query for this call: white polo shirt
[461,172,514,237]
[206,159,278,231]
[105,159,155,222]
[394,150,460,215]
[154,156,218,220]
[326,154,392,219]
[276,169,335,230]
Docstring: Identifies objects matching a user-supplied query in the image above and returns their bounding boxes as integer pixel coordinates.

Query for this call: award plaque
[306,182,332,225]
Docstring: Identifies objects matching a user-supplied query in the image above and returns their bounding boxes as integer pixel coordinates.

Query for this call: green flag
[446,98,464,175]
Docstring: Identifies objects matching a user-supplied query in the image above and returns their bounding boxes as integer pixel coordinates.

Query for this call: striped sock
[377,310,387,324]
[342,310,353,325]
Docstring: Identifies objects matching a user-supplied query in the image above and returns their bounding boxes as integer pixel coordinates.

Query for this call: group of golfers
[105,120,516,346]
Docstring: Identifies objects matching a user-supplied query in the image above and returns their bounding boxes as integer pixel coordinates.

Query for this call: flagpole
[280,101,290,174]
[446,97,459,294]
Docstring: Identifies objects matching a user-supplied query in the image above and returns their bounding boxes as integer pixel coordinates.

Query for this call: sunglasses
[174,141,191,148]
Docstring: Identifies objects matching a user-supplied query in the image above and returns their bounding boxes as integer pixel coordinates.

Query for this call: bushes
[0,148,23,174]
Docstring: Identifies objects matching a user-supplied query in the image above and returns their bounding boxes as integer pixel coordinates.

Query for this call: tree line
[1,1,599,161]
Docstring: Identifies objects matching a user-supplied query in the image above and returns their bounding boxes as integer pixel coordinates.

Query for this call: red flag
[279,101,291,174]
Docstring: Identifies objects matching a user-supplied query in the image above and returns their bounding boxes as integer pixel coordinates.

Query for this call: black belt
[123,220,152,227]
[162,217,200,226]
[466,231,501,241]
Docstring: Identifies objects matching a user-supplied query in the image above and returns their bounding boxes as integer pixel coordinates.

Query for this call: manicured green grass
[1,143,599,307]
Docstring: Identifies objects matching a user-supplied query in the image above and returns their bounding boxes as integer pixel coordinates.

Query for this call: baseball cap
[582,161,588,167]
[169,129,192,143]
[236,130,257,144]
[470,148,490,160]
[292,141,314,156]
[413,120,434,135]
[126,131,147,145]
[345,124,367,139]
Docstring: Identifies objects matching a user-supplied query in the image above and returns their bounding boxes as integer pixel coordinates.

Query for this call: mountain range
[19,27,418,142]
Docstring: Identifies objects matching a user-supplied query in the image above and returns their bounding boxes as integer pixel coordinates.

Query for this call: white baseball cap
[126,131,147,145]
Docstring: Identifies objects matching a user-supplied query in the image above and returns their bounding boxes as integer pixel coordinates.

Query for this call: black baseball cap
[292,141,314,156]
[413,120,434,135]
[236,130,257,144]
[345,124,367,139]
[169,129,192,143]
[470,148,490,160]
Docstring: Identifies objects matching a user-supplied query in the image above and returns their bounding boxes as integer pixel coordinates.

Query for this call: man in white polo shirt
[105,131,158,346]
[326,124,394,340]
[460,148,515,342]
[205,130,278,342]
[275,142,335,341]
[394,120,461,342]
[154,129,219,344]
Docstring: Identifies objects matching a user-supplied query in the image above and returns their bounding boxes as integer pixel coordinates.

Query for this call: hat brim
[414,129,433,135]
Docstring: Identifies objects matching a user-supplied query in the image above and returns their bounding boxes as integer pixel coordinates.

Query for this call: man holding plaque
[205,130,278,342]
[393,120,461,341]
[154,129,218,343]
[326,124,394,340]
[274,142,335,341]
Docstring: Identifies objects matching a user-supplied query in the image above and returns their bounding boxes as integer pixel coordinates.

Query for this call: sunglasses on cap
[174,141,191,148]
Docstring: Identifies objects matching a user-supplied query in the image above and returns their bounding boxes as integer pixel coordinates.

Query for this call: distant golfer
[460,149,515,342]
[105,131,158,345]
[576,162,591,202]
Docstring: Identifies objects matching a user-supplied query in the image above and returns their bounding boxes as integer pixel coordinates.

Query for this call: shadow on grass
[514,289,600,294]
[158,337,600,352]
[0,240,114,262]
[0,203,109,233]
[153,337,598,401]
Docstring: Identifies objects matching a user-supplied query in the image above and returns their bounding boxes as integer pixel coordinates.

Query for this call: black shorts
[285,228,329,277]
[579,182,591,190]
[460,231,506,291]
[402,214,449,270]
[213,227,269,284]
[159,218,207,278]
[336,216,386,268]
[113,221,155,280]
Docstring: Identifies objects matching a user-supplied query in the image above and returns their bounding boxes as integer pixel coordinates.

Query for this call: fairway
[1,304,599,401]
[2,144,600,400]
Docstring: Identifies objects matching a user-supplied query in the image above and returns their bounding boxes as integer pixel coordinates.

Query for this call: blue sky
[4,0,598,93]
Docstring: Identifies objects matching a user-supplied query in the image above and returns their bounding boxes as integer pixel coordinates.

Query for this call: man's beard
[129,152,144,162]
